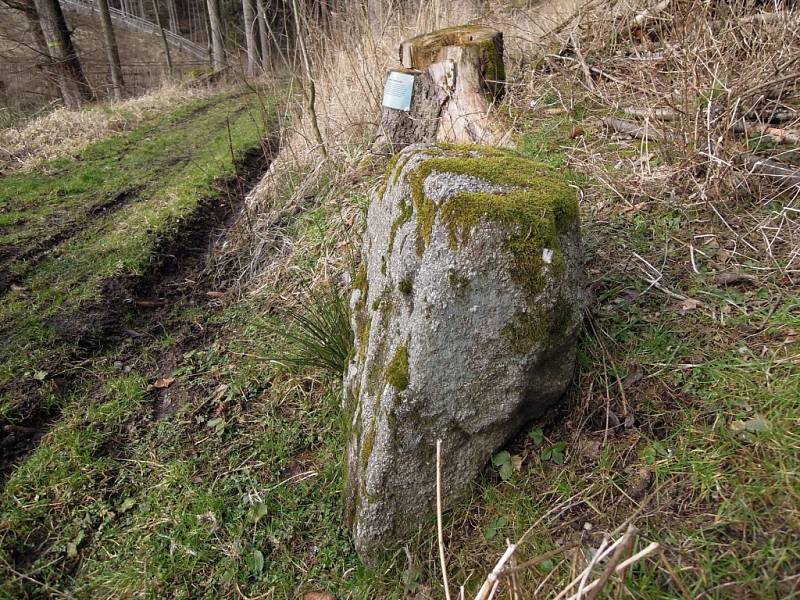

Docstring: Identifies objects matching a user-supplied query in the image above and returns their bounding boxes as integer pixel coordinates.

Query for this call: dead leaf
[715,272,757,287]
[623,365,644,387]
[511,454,524,472]
[680,297,703,313]
[569,126,585,139]
[206,291,225,298]
[303,594,336,600]
[153,377,176,389]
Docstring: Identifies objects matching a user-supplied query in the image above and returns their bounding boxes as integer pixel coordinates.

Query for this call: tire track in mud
[0,93,246,297]
[0,186,143,296]
[0,137,278,482]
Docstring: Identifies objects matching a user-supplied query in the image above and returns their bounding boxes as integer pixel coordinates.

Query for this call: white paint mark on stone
[542,248,554,264]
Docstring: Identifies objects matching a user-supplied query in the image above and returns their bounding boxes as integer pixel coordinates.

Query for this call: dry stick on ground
[563,543,661,600]
[601,116,663,141]
[737,153,800,190]
[740,11,793,25]
[622,107,680,120]
[659,550,693,600]
[552,535,634,600]
[571,31,595,91]
[499,542,580,578]
[474,491,597,600]
[731,120,800,145]
[632,0,671,26]
[584,525,638,600]
[436,439,453,600]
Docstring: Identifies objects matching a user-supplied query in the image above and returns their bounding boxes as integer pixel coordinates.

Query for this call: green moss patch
[385,345,409,391]
[398,146,577,303]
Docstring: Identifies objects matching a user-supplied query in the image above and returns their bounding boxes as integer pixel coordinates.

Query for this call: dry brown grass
[0,84,213,172]
[511,0,800,278]
[236,0,582,293]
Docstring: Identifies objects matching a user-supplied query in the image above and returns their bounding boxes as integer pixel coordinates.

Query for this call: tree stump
[375,25,507,154]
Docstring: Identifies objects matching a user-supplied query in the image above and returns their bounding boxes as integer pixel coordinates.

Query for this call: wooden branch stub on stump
[375,25,507,154]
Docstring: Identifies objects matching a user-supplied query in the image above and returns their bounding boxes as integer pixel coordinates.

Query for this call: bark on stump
[375,25,507,154]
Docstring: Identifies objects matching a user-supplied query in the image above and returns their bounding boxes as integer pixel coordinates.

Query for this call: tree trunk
[151,0,173,79]
[33,0,93,108]
[376,25,507,153]
[97,0,124,99]
[206,0,225,70]
[166,0,178,32]
[19,3,60,95]
[255,0,270,71]
[241,0,257,76]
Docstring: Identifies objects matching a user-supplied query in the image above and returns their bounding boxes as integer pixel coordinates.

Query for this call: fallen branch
[633,0,671,26]
[563,543,660,600]
[740,11,792,25]
[601,116,663,141]
[499,541,579,577]
[732,120,800,145]
[585,525,638,600]
[737,153,800,189]
[622,107,680,121]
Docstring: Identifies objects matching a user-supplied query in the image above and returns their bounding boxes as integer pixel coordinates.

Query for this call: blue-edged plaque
[382,70,415,112]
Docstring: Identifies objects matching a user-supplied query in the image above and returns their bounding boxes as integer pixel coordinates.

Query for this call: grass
[3,99,797,598]
[258,286,354,378]
[3,5,800,594]
[0,88,275,419]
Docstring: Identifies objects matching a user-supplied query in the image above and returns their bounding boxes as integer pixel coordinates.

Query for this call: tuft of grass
[263,286,354,378]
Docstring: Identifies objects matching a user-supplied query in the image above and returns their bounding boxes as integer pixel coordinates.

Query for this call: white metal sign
[382,70,415,112]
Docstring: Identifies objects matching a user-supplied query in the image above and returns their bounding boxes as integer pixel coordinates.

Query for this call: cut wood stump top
[400,24,502,70]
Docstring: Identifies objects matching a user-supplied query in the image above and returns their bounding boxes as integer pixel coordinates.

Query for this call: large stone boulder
[343,143,584,560]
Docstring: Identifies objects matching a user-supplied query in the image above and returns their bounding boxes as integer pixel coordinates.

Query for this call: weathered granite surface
[343,143,584,560]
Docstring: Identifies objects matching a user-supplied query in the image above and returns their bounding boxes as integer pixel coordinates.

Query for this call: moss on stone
[360,420,376,470]
[388,199,413,256]
[386,345,409,391]
[364,301,394,397]
[354,263,368,294]
[357,317,371,360]
[440,186,575,299]
[402,148,578,291]
[398,277,413,296]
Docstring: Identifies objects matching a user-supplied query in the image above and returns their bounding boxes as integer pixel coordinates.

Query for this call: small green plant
[541,441,567,464]
[529,427,544,447]
[491,450,514,481]
[484,515,508,540]
[265,286,354,377]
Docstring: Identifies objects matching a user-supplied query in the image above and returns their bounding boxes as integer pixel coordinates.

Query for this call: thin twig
[437,439,453,600]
